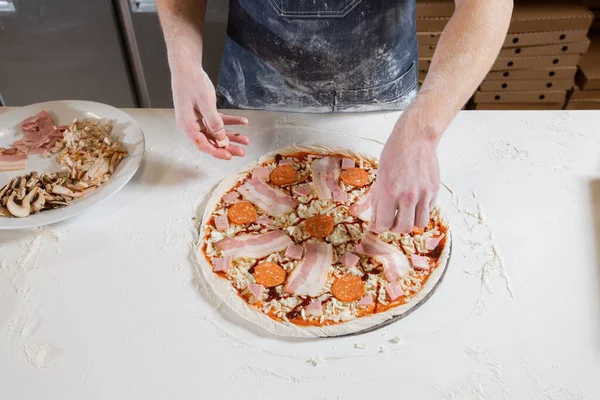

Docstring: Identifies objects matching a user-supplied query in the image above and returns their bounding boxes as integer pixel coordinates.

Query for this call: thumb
[201,107,226,140]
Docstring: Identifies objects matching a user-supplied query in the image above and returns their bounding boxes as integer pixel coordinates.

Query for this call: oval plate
[0,100,145,229]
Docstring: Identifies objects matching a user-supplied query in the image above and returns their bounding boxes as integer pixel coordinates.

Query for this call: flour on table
[307,356,326,367]
[22,340,62,370]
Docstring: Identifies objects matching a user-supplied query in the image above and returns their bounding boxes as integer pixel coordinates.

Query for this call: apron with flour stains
[216,0,418,112]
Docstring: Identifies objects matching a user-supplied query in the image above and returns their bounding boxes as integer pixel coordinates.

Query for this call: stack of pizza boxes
[567,0,600,110]
[416,0,595,110]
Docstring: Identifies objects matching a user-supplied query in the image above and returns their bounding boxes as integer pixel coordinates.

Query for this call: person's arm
[156,0,249,160]
[370,0,513,232]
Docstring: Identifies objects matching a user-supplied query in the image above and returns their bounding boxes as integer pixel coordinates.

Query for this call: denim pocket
[268,0,363,18]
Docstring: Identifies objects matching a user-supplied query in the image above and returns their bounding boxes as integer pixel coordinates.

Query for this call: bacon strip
[310,156,343,200]
[360,232,411,282]
[284,242,333,296]
[216,230,293,259]
[237,177,298,217]
[349,189,373,222]
[0,151,28,172]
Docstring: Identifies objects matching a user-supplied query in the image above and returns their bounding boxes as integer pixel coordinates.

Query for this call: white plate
[0,100,145,230]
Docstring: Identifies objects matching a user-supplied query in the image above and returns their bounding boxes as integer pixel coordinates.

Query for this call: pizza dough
[195,145,451,338]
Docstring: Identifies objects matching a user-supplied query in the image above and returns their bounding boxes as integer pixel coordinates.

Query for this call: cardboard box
[417,3,594,34]
[419,30,590,48]
[565,100,600,109]
[491,54,580,71]
[575,34,600,90]
[474,90,566,103]
[419,45,437,58]
[416,0,454,18]
[474,102,565,110]
[486,67,577,81]
[570,87,600,100]
[498,40,591,57]
[480,79,574,92]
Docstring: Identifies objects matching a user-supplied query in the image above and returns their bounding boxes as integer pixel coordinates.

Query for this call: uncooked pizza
[197,146,450,337]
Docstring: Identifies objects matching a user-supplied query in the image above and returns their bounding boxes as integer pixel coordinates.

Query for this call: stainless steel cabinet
[0,0,137,107]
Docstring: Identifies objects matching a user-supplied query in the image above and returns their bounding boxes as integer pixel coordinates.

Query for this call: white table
[1,108,599,400]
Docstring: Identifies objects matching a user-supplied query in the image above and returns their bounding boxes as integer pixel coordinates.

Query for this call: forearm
[156,0,207,68]
[401,0,513,143]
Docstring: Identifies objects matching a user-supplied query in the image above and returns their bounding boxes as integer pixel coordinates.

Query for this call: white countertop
[1,108,599,400]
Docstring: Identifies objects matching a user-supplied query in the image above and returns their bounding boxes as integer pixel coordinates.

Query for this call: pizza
[197,146,450,337]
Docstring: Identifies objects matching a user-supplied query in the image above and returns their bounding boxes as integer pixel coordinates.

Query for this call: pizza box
[498,40,591,58]
[416,0,454,18]
[491,54,580,71]
[419,30,590,48]
[575,34,600,90]
[486,67,577,81]
[565,99,600,109]
[474,90,566,104]
[417,2,594,34]
[504,30,590,48]
[479,79,574,92]
[419,45,436,58]
[473,102,565,110]
[570,87,600,100]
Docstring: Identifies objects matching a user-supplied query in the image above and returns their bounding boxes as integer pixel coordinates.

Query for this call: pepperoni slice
[332,275,365,302]
[306,214,335,238]
[228,201,258,225]
[269,165,298,186]
[253,262,287,287]
[340,168,369,187]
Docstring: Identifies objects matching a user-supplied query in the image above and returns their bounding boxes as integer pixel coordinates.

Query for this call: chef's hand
[171,64,250,160]
[370,114,440,233]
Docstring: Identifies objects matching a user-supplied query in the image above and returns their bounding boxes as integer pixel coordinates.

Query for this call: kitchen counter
[1,108,599,399]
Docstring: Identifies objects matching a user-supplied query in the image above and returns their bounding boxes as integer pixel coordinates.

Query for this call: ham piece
[212,256,232,272]
[411,254,430,271]
[425,235,444,251]
[341,158,355,169]
[357,294,373,307]
[292,184,312,197]
[247,283,265,300]
[216,230,293,259]
[310,156,344,200]
[13,110,64,155]
[385,281,404,300]
[349,189,373,222]
[360,232,411,282]
[305,299,323,317]
[285,244,303,260]
[223,191,240,204]
[214,215,230,232]
[252,167,270,180]
[342,252,360,268]
[284,242,333,296]
[237,177,298,217]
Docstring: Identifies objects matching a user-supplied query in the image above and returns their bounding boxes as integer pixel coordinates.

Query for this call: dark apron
[216,0,418,112]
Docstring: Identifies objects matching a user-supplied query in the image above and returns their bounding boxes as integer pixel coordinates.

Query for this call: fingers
[391,194,417,234]
[226,144,245,157]
[414,195,432,228]
[226,131,250,145]
[191,133,233,160]
[370,188,397,233]
[201,108,227,140]
[220,113,248,126]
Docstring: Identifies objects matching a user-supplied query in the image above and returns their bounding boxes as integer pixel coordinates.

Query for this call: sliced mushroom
[15,177,27,200]
[25,172,39,189]
[0,205,11,217]
[0,177,16,200]
[30,188,46,213]
[51,184,84,198]
[7,188,38,218]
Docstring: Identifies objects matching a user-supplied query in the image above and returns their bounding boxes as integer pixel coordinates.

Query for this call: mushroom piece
[25,172,39,189]
[0,177,16,200]
[6,188,38,218]
[51,184,84,198]
[30,187,46,213]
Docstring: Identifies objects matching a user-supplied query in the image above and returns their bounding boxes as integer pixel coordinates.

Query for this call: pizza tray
[338,231,453,337]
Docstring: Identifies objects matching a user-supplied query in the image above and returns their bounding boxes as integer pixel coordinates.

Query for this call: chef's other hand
[370,114,440,233]
[172,64,250,160]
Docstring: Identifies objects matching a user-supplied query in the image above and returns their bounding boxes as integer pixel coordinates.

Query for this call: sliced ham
[341,158,355,170]
[310,156,344,200]
[256,215,274,225]
[247,283,265,300]
[284,242,333,296]
[12,139,29,153]
[252,167,270,180]
[305,299,323,317]
[349,189,373,222]
[214,215,230,232]
[425,235,444,251]
[411,254,430,271]
[293,184,312,197]
[385,281,404,300]
[223,191,240,204]
[285,244,303,260]
[0,150,28,172]
[360,232,411,282]
[279,159,293,166]
[216,230,293,259]
[237,177,298,217]
[333,191,348,202]
[357,294,373,307]
[342,252,360,268]
[212,256,232,272]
